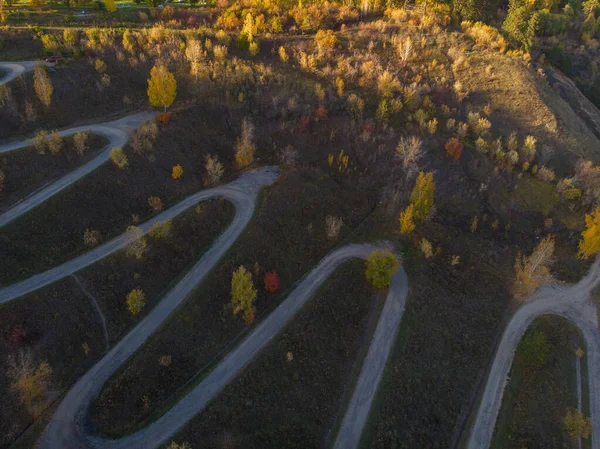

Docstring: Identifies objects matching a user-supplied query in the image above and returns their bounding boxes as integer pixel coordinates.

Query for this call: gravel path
[0,61,38,85]
[467,256,600,449]
[37,238,406,449]
[0,112,156,227]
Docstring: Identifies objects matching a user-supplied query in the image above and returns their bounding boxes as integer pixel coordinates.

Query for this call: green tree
[409,172,435,222]
[33,64,53,108]
[231,266,257,325]
[365,249,400,288]
[147,65,177,111]
[502,0,540,50]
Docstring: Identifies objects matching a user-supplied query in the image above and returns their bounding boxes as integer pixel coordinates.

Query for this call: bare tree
[185,39,203,80]
[395,136,424,180]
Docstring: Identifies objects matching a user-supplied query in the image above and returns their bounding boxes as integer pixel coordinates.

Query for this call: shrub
[444,138,463,160]
[126,288,145,316]
[365,249,400,289]
[314,29,337,51]
[517,330,550,368]
[325,215,343,240]
[264,270,280,293]
[110,147,128,169]
[461,21,507,52]
[157,112,171,124]
[204,154,224,186]
[172,164,183,180]
[83,229,101,247]
[421,238,433,258]
[278,46,288,62]
[148,196,163,212]
[149,220,171,239]
[130,121,158,156]
[125,226,146,259]
[536,166,556,182]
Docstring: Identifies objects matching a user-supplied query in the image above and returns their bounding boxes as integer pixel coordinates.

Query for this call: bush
[110,147,128,169]
[83,229,101,247]
[365,249,400,288]
[149,220,171,239]
[148,196,163,212]
[157,112,171,124]
[264,270,280,293]
[172,164,183,180]
[33,130,48,154]
[126,288,146,316]
[461,21,507,52]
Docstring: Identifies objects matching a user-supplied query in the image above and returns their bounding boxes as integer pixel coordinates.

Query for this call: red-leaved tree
[264,270,280,293]
[444,137,463,160]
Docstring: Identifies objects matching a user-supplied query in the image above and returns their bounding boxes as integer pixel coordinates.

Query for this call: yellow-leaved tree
[231,266,257,325]
[514,234,555,299]
[578,206,600,259]
[33,64,53,108]
[235,118,256,168]
[105,0,116,12]
[399,203,415,234]
[410,171,435,221]
[147,65,177,112]
[365,249,399,288]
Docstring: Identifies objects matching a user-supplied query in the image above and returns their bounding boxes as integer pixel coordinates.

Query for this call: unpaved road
[467,256,600,449]
[37,238,406,449]
[0,167,279,303]
[0,112,156,227]
[333,264,408,449]
[0,61,38,85]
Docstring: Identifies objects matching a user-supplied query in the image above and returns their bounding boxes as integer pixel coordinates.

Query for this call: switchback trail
[0,112,156,227]
[37,237,407,449]
[0,167,278,302]
[467,256,600,449]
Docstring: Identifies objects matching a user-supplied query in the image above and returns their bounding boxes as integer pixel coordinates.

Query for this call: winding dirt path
[36,238,406,449]
[0,167,279,303]
[467,256,600,449]
[0,61,38,85]
[0,112,156,227]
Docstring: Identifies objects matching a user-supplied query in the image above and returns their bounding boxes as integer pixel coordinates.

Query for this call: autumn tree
[231,266,257,325]
[7,350,53,418]
[147,65,177,111]
[444,137,463,160]
[395,136,424,180]
[185,39,203,80]
[399,204,416,234]
[172,164,183,180]
[365,249,400,288]
[73,132,88,156]
[514,234,555,299]
[410,172,435,222]
[264,270,280,293]
[110,147,128,169]
[564,410,592,440]
[204,154,224,186]
[126,287,146,315]
[578,207,600,260]
[235,118,256,168]
[105,0,116,12]
[33,64,53,108]
[125,226,147,259]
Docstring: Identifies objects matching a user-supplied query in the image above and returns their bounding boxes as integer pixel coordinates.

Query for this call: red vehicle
[45,56,63,63]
